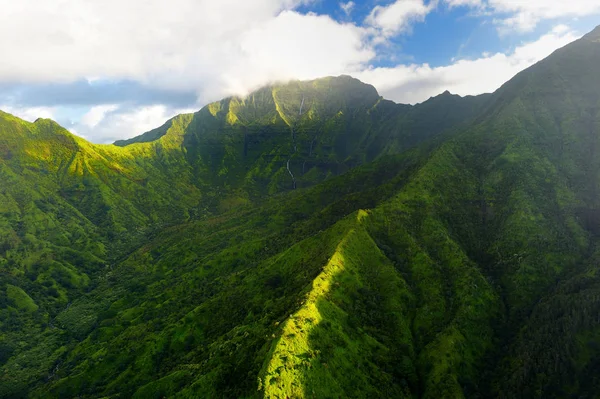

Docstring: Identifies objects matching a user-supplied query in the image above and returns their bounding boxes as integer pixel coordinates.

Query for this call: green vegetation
[1,25,600,398]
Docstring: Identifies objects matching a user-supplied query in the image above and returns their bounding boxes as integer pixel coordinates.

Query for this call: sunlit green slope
[0,111,200,304]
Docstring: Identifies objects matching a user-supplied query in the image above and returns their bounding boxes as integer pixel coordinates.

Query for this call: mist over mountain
[1,25,600,399]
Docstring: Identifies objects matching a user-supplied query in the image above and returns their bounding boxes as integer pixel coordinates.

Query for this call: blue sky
[0,0,598,143]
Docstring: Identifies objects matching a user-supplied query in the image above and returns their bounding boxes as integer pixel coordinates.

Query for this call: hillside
[1,26,600,398]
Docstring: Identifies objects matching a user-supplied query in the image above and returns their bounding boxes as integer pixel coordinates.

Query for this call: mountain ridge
[113,75,491,148]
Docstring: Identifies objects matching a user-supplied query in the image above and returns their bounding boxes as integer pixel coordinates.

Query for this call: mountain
[1,26,600,398]
[115,76,488,199]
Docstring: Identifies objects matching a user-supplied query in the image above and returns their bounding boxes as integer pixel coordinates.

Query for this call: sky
[0,0,598,143]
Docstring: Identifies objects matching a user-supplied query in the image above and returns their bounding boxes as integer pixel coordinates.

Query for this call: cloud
[80,105,119,129]
[0,102,194,144]
[340,1,355,16]
[0,105,56,122]
[366,0,435,37]
[0,80,197,108]
[71,105,196,143]
[0,0,371,103]
[229,11,373,97]
[491,0,600,32]
[441,0,600,32]
[444,0,482,7]
[354,24,580,103]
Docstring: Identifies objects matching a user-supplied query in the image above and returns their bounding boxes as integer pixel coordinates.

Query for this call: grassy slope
[26,147,428,399]
[0,112,202,397]
[26,121,504,398]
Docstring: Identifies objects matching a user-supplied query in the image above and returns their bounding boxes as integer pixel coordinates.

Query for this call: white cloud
[492,0,600,32]
[0,103,188,143]
[230,12,373,97]
[445,0,482,7]
[72,105,196,143]
[80,105,119,129]
[0,105,56,122]
[0,0,370,104]
[366,0,435,37]
[442,0,600,32]
[354,25,580,103]
[340,1,355,16]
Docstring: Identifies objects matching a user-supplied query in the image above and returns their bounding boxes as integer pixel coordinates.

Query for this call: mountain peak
[115,75,381,146]
[287,75,379,98]
[425,90,456,102]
